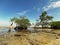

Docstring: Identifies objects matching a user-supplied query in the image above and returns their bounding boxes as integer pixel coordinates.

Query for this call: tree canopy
[39,11,53,28]
[11,16,31,30]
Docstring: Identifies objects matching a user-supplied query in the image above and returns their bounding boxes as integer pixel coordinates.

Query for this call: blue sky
[0,0,60,26]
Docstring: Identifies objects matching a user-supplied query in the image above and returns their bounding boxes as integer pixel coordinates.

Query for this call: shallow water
[0,28,16,35]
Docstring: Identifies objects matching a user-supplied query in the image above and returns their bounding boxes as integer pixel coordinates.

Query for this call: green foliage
[40,11,47,21]
[51,21,60,29]
[39,11,53,28]
[11,16,31,30]
[51,21,60,26]
[46,16,53,21]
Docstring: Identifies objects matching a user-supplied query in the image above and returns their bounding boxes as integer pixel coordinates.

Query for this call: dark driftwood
[14,34,21,36]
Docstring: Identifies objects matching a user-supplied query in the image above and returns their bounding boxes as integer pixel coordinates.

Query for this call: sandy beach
[0,29,60,45]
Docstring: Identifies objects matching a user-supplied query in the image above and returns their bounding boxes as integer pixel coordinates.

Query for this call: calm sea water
[0,27,34,33]
[0,28,15,34]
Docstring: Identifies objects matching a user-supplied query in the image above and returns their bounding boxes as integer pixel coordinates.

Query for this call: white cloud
[43,0,60,11]
[17,10,28,15]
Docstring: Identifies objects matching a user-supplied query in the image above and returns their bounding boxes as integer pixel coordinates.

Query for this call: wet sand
[0,30,60,45]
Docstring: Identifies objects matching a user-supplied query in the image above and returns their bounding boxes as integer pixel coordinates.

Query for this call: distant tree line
[51,21,60,29]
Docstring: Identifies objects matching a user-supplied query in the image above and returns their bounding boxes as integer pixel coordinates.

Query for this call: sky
[0,0,60,26]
